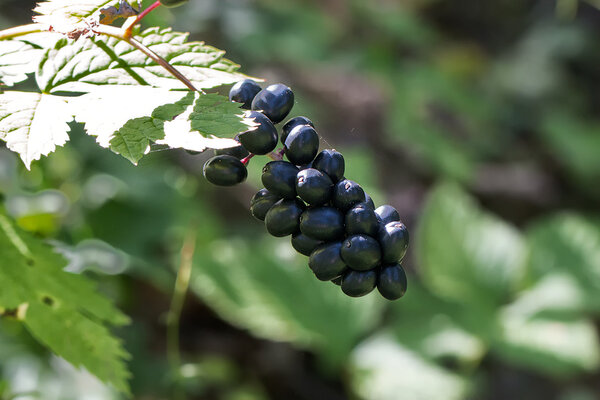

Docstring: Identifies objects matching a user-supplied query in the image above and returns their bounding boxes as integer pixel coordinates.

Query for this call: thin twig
[166,228,197,400]
[123,0,162,39]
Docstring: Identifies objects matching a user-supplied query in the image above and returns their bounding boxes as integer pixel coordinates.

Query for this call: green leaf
[0,40,40,87]
[527,213,600,309]
[417,183,527,308]
[37,27,248,93]
[350,335,471,400]
[0,210,130,393]
[189,93,254,137]
[192,236,384,366]
[0,91,72,169]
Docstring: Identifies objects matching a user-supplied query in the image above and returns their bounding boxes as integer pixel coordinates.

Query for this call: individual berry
[238,111,278,155]
[160,0,189,7]
[214,145,249,160]
[333,179,365,212]
[251,84,294,123]
[281,116,314,144]
[312,149,345,183]
[340,234,381,271]
[262,161,299,199]
[250,189,281,221]
[341,270,377,297]
[331,276,342,286]
[284,125,320,166]
[363,193,375,209]
[229,79,261,109]
[345,204,379,237]
[203,155,247,186]
[299,207,345,241]
[377,264,408,300]
[291,233,323,256]
[375,205,400,224]
[264,199,304,237]
[378,221,409,263]
[296,168,333,206]
[308,242,347,281]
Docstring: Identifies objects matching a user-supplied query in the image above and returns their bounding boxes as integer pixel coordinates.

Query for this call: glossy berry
[331,276,342,286]
[238,111,278,155]
[333,179,365,212]
[378,221,409,263]
[312,149,345,183]
[296,168,333,206]
[203,155,247,186]
[377,264,408,300]
[264,199,304,237]
[345,204,379,237]
[375,205,400,225]
[341,269,377,297]
[250,189,280,221]
[291,233,323,256]
[308,242,347,281]
[341,234,381,271]
[229,79,261,109]
[281,116,314,144]
[262,161,299,199]
[160,0,189,7]
[251,84,294,123]
[284,125,319,166]
[214,145,249,160]
[299,207,345,241]
[363,193,375,209]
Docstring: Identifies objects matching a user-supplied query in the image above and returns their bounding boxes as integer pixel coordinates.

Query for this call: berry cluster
[202,79,409,300]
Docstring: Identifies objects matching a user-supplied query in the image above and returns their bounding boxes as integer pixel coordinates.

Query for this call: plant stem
[0,23,49,41]
[123,0,162,39]
[166,228,197,400]
[241,153,255,165]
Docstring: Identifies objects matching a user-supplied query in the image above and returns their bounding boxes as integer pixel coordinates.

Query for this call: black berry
[333,179,365,212]
[281,116,314,144]
[377,264,408,300]
[264,199,305,237]
[312,149,345,183]
[229,79,261,109]
[341,234,381,271]
[251,84,294,123]
[341,270,377,297]
[375,205,400,224]
[378,221,409,263]
[262,161,299,199]
[284,125,320,165]
[299,206,345,241]
[214,145,249,160]
[363,193,375,209]
[308,242,347,281]
[331,276,342,286]
[203,155,247,186]
[291,233,323,256]
[238,111,278,155]
[250,188,280,221]
[296,168,333,206]
[345,204,379,237]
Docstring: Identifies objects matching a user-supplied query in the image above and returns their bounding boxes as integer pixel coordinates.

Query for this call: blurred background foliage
[1,0,600,399]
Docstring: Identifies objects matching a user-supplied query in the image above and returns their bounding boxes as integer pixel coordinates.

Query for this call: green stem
[166,228,197,400]
[0,23,49,41]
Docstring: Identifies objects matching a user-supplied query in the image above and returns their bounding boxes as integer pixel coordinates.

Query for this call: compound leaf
[37,27,248,93]
[0,91,72,170]
[0,210,130,393]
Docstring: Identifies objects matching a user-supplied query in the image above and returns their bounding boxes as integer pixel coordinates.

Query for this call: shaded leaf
[417,183,526,308]
[0,210,130,393]
[188,93,254,137]
[0,91,71,169]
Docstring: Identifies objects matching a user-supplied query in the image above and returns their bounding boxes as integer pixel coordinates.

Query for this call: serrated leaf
[0,210,130,393]
[32,0,133,34]
[0,40,41,87]
[37,27,248,93]
[0,91,72,169]
[192,237,384,366]
[350,335,471,400]
[417,183,526,308]
[189,93,254,137]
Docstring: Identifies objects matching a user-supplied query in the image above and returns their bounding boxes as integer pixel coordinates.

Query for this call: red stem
[241,154,255,166]
[132,0,162,26]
